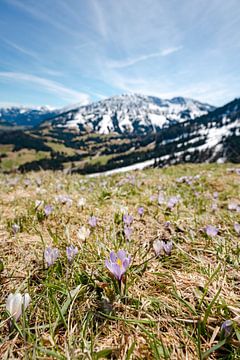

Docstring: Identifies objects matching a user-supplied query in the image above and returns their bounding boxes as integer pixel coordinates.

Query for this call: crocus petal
[105,259,114,273]
[117,250,127,261]
[153,240,164,256]
[112,263,123,280]
[23,293,31,310]
[11,293,23,321]
[123,257,131,270]
[6,293,14,313]
[163,241,173,255]
[109,251,117,262]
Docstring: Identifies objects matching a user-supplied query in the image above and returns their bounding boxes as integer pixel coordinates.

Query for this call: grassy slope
[0,164,240,359]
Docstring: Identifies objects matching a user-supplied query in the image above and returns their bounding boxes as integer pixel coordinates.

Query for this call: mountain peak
[47,93,215,135]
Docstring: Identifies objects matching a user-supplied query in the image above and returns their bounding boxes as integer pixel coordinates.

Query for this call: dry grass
[0,163,240,359]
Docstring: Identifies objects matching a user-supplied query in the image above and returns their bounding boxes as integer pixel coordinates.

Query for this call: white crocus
[77,226,90,241]
[77,197,86,208]
[6,293,31,321]
[119,205,128,214]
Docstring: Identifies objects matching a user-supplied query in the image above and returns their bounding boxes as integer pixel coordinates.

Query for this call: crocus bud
[6,293,31,322]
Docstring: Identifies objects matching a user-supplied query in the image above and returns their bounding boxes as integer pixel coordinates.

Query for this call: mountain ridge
[0,95,239,174]
[0,93,215,131]
[42,93,215,135]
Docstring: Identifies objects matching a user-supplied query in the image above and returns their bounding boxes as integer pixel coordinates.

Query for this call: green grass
[0,149,50,171]
[0,163,240,359]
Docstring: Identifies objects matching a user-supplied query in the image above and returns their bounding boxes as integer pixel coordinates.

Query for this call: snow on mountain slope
[49,94,215,134]
[154,98,240,166]
[0,106,58,127]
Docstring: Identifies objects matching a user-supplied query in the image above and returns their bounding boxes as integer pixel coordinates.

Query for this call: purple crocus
[153,240,164,256]
[167,196,180,210]
[66,245,78,263]
[88,216,97,227]
[44,205,53,216]
[24,178,31,187]
[55,194,72,207]
[221,320,233,337]
[153,240,173,256]
[12,223,20,234]
[164,221,171,228]
[123,214,133,226]
[44,246,59,267]
[124,225,132,240]
[105,250,131,281]
[163,241,173,255]
[138,207,144,216]
[150,194,156,202]
[213,192,219,199]
[205,225,218,237]
[234,223,240,234]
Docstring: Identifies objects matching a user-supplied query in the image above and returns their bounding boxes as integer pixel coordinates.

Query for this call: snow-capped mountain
[46,94,215,134]
[154,98,240,166]
[0,105,58,127]
[0,96,239,173]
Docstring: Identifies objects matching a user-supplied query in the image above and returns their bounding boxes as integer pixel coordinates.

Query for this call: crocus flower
[213,192,219,199]
[35,200,43,209]
[44,246,59,267]
[167,196,180,210]
[164,221,171,228]
[163,241,173,255]
[66,245,78,263]
[221,320,233,337]
[77,226,90,241]
[138,207,144,216]
[24,179,31,187]
[228,201,238,211]
[124,225,132,240]
[12,223,20,234]
[6,293,31,322]
[205,225,218,237]
[55,195,72,207]
[211,202,218,211]
[88,216,97,227]
[35,177,42,187]
[150,194,156,202]
[158,192,165,205]
[78,197,86,208]
[123,214,133,226]
[153,240,164,256]
[234,223,240,234]
[105,250,131,281]
[153,240,173,256]
[44,205,53,216]
[119,205,128,214]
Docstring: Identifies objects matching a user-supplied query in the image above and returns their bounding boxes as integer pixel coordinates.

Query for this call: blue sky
[0,0,240,108]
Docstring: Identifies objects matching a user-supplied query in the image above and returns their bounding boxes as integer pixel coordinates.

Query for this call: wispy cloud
[0,72,90,104]
[5,0,82,39]
[1,0,240,106]
[108,47,182,69]
[1,38,39,60]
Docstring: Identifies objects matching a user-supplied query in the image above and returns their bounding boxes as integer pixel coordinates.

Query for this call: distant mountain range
[42,94,215,134]
[1,94,215,132]
[0,106,58,127]
[0,94,239,173]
